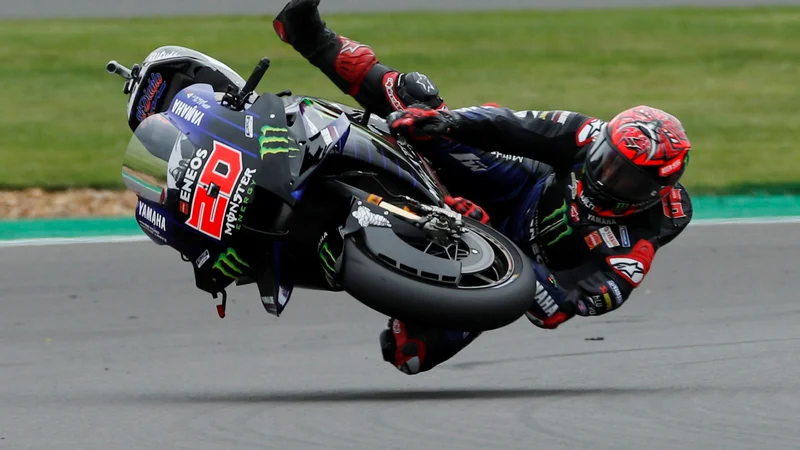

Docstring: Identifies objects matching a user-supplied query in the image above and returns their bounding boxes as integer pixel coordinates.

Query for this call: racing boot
[379,318,482,374]
[273,0,446,117]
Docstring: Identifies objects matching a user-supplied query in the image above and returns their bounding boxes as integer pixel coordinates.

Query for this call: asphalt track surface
[3,0,800,19]
[2,221,800,449]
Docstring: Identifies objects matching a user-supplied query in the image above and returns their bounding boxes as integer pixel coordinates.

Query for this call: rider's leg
[379,318,483,375]
[273,0,446,118]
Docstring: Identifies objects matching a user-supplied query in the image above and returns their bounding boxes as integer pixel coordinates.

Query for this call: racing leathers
[273,0,693,375]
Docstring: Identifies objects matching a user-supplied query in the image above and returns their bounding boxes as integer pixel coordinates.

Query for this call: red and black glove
[387,105,457,141]
[273,0,325,49]
[444,195,490,224]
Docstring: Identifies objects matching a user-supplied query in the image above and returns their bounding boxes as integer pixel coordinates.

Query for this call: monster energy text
[223,168,257,237]
[259,126,299,159]
[213,248,250,280]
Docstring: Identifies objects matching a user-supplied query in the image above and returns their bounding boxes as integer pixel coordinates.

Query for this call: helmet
[580,105,692,217]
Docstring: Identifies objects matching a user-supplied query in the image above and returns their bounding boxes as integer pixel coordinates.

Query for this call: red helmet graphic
[581,105,692,217]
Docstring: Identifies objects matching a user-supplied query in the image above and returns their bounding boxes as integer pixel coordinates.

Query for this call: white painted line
[0,216,798,248]
[0,235,149,248]
[691,216,800,226]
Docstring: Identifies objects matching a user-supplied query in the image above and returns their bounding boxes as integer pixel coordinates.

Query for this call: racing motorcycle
[106,45,538,331]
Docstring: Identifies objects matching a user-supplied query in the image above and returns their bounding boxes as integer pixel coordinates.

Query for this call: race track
[2,221,799,449]
[2,0,799,18]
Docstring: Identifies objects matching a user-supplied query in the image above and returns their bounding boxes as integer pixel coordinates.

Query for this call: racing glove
[526,278,619,330]
[273,0,329,55]
[387,105,457,141]
[525,265,581,330]
[444,195,490,224]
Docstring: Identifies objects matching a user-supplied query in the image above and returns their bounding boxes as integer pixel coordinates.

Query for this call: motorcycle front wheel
[338,216,538,331]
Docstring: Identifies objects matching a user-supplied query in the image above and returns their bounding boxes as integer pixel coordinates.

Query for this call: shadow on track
[104,386,698,404]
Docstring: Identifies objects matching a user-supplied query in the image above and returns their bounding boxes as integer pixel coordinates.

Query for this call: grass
[0,6,799,193]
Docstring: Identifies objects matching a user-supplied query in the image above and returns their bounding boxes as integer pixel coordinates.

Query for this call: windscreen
[122,114,197,205]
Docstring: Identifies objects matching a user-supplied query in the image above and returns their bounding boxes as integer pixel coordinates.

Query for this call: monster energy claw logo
[319,242,336,275]
[259,126,299,159]
[540,201,573,246]
[213,248,250,280]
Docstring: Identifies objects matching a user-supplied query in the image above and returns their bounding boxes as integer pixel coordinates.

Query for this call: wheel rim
[405,226,516,289]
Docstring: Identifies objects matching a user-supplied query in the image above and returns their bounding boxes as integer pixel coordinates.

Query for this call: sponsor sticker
[196,249,211,268]
[607,280,623,305]
[585,231,603,250]
[137,200,166,231]
[599,226,620,248]
[608,257,646,286]
[351,205,391,228]
[178,147,210,215]
[556,111,573,124]
[185,91,212,110]
[533,282,559,317]
[185,142,244,240]
[135,73,166,121]
[145,50,180,63]
[587,214,617,225]
[245,115,254,138]
[384,74,405,111]
[171,99,205,126]
[576,118,603,146]
[619,225,631,247]
[223,168,257,237]
[451,153,489,172]
[662,188,687,218]
[569,203,580,223]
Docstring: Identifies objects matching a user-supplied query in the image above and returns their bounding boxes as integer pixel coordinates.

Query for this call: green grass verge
[1,7,799,193]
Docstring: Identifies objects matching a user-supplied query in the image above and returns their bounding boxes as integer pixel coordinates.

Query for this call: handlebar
[106,60,133,80]
[242,58,271,97]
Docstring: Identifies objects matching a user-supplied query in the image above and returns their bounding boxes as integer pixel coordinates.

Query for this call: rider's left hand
[387,105,455,141]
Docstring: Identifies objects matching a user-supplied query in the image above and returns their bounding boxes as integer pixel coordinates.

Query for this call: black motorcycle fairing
[126,45,247,132]
[282,96,448,206]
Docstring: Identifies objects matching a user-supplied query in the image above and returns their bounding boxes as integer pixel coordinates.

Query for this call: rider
[273,0,694,375]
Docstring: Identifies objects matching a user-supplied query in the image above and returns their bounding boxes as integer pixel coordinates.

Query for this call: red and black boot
[379,318,482,375]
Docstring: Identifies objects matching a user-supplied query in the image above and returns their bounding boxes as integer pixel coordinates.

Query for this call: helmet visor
[585,134,672,206]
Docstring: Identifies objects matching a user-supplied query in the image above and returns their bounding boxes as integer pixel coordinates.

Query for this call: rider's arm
[444,106,602,171]
[528,237,657,328]
[274,1,446,117]
[529,192,693,328]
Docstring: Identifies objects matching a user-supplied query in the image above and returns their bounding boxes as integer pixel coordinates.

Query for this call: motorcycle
[106,45,538,331]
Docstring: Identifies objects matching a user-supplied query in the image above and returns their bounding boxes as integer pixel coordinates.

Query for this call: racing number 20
[186,141,243,240]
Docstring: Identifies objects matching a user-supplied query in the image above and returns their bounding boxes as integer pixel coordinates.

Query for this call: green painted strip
[1,195,800,241]
[0,217,142,240]
[692,195,800,220]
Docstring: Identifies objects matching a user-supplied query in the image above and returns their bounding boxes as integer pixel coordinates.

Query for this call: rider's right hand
[387,105,457,141]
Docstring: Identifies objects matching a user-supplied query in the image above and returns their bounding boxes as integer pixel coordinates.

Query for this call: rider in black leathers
[274,0,694,375]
